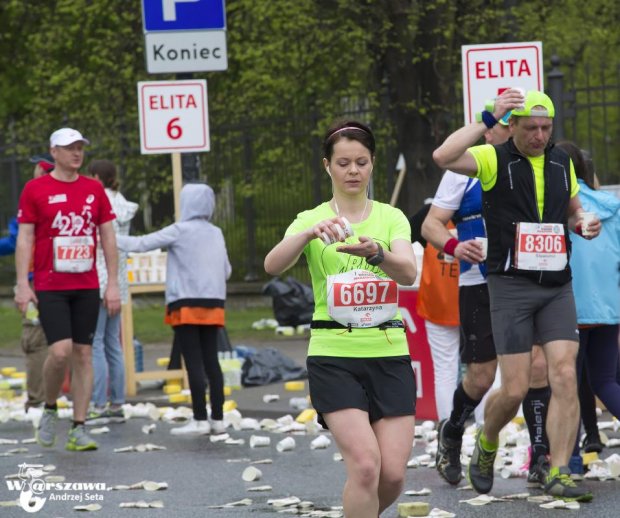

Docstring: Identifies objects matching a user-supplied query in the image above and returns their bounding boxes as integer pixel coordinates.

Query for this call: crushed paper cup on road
[584,461,614,480]
[503,492,530,500]
[119,500,164,508]
[242,466,262,482]
[249,435,271,448]
[141,423,156,434]
[74,503,102,512]
[142,481,168,491]
[540,499,580,510]
[605,453,620,478]
[404,487,431,496]
[250,458,273,465]
[123,402,160,420]
[460,494,505,505]
[310,435,331,450]
[276,436,296,452]
[210,433,231,443]
[90,426,110,435]
[268,496,301,508]
[224,437,245,445]
[208,498,253,509]
[263,394,280,403]
[246,485,272,492]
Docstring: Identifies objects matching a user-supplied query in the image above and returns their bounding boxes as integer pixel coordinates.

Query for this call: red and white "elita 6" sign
[137,79,210,154]
[461,41,544,125]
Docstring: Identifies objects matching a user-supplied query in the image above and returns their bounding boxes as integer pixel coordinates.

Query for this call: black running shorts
[307,355,417,429]
[36,289,100,345]
[459,283,497,364]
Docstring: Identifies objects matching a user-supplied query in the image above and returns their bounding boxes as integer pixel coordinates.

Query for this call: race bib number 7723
[53,236,95,273]
[327,269,398,328]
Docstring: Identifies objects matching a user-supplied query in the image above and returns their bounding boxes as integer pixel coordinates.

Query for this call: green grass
[132,304,278,344]
[0,304,280,350]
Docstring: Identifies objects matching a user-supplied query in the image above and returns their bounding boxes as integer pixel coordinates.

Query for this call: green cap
[511,90,555,118]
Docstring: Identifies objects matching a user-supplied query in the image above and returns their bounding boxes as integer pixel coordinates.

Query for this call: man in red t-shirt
[14,127,121,452]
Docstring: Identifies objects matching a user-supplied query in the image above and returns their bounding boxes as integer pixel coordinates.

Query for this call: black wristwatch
[366,243,384,266]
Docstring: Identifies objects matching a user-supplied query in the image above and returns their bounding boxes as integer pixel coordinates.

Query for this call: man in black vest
[433,89,601,502]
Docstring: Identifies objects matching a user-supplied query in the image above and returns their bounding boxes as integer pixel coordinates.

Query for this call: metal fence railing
[0,60,618,285]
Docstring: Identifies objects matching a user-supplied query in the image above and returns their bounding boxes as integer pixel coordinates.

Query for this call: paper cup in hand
[275,437,296,452]
[249,435,271,448]
[580,212,597,236]
[514,87,526,109]
[321,217,354,245]
[242,466,262,482]
[474,237,488,260]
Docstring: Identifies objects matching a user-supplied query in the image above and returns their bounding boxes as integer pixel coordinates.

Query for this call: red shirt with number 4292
[17,174,115,291]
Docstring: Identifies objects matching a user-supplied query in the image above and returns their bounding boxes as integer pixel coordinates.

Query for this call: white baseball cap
[49,128,90,147]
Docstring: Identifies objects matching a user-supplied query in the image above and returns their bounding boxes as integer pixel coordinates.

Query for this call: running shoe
[85,407,110,426]
[65,425,98,451]
[170,419,211,435]
[86,405,126,425]
[106,405,126,424]
[435,419,463,485]
[209,419,227,435]
[467,428,497,494]
[527,455,551,487]
[544,466,593,502]
[582,431,604,454]
[36,408,58,447]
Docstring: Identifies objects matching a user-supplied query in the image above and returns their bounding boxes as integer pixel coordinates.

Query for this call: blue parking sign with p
[142,0,226,32]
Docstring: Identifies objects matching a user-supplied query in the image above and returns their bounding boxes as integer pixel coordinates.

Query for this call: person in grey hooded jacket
[117,183,232,435]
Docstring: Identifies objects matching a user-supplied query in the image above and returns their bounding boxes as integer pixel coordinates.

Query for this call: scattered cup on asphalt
[242,466,262,482]
[276,437,296,452]
[310,435,331,450]
[249,435,271,448]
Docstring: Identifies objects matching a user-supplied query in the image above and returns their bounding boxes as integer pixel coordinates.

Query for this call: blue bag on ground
[262,276,314,327]
[241,347,307,386]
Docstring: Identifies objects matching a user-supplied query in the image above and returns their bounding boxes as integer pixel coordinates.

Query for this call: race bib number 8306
[515,222,567,271]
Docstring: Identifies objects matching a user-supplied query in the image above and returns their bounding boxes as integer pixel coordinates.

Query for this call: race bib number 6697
[327,269,398,328]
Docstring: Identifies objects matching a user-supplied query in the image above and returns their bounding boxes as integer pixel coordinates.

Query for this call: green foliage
[0,0,618,282]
